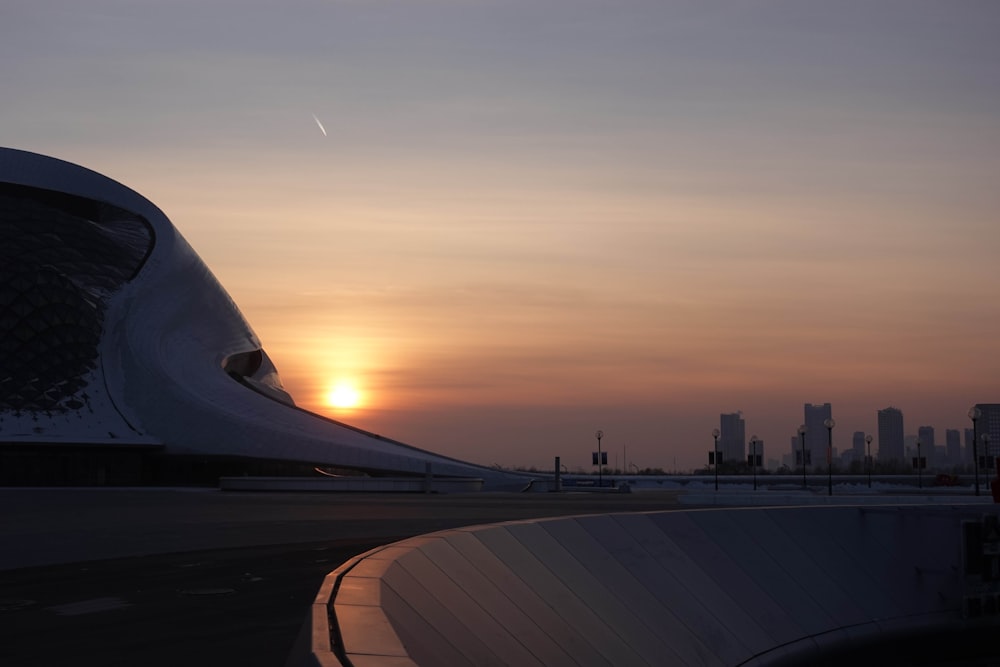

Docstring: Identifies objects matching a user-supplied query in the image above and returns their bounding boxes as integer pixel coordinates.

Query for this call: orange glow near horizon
[14,0,998,471]
[324,381,363,411]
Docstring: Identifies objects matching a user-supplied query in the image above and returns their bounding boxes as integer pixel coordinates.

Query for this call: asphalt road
[0,488,684,667]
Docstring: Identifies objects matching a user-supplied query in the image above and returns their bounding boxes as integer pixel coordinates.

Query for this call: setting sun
[325,383,362,410]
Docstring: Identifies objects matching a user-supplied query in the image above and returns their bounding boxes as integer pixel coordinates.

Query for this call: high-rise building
[917,426,935,467]
[804,403,832,468]
[917,426,935,447]
[719,411,745,467]
[973,404,1000,461]
[946,429,961,467]
[965,428,975,464]
[878,407,905,464]
[788,435,801,469]
[747,438,765,467]
[851,431,866,464]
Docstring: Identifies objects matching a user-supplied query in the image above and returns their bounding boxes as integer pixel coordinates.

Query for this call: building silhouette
[851,431,866,465]
[803,403,831,469]
[719,411,745,468]
[917,425,935,467]
[945,429,961,468]
[878,407,905,464]
[747,437,764,468]
[973,404,1000,461]
[787,435,799,469]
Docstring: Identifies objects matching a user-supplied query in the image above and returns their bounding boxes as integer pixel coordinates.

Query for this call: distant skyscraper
[973,404,1000,460]
[917,426,935,449]
[917,426,935,466]
[851,431,866,464]
[719,411,745,467]
[945,429,960,467]
[965,428,975,464]
[804,403,832,467]
[746,437,765,467]
[878,407,905,464]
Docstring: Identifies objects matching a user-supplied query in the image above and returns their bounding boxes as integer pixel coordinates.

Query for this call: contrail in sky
[312,113,327,137]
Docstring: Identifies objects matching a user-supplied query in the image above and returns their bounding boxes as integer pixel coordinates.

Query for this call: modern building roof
[0,147,531,489]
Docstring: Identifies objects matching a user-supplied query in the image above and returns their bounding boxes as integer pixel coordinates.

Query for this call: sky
[4,1,999,472]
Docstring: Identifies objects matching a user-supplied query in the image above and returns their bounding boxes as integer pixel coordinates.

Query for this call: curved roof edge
[0,147,534,488]
[0,147,168,225]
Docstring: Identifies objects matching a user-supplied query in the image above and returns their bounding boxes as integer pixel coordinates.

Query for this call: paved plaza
[0,488,684,667]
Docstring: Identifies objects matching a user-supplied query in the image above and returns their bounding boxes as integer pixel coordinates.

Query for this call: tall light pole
[595,430,604,488]
[798,424,808,490]
[970,407,981,496]
[865,434,873,489]
[916,438,923,489]
[983,433,992,483]
[712,428,720,491]
[749,434,759,491]
[824,418,835,497]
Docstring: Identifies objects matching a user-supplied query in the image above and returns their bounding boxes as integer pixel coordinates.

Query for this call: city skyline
[4,1,999,471]
[707,401,995,474]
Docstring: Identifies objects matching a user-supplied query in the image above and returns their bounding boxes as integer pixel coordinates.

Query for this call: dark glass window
[0,185,153,413]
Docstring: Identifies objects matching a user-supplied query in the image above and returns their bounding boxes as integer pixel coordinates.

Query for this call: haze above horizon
[3,0,998,471]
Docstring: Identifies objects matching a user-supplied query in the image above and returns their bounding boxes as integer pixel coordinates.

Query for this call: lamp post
[865,434,873,489]
[916,438,922,489]
[595,430,604,488]
[983,433,992,481]
[824,418,835,497]
[712,428,720,491]
[798,424,808,489]
[749,435,759,491]
[969,407,981,496]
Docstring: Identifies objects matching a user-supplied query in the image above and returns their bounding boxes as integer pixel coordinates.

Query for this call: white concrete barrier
[307,505,1000,666]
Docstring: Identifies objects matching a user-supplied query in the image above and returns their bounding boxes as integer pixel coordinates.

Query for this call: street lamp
[969,407,981,496]
[798,424,808,489]
[749,434,759,491]
[712,428,720,491]
[823,418,835,497]
[865,434,873,489]
[916,438,922,489]
[983,433,992,479]
[595,430,604,488]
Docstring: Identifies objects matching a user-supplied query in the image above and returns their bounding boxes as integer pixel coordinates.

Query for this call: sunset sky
[4,1,999,472]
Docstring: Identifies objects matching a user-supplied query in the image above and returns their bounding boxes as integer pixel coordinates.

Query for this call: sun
[324,382,362,410]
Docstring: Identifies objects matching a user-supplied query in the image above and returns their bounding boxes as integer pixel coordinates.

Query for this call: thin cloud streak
[311,113,327,137]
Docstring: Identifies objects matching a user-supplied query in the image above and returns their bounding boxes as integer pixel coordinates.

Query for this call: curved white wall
[316,505,998,666]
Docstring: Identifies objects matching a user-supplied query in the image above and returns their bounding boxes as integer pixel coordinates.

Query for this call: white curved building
[0,147,529,489]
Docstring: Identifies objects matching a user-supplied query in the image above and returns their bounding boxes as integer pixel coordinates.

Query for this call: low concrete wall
[219,476,484,493]
[309,505,1000,666]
